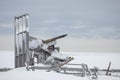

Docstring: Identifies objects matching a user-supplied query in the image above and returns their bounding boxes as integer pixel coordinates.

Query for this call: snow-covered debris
[29,39,40,49]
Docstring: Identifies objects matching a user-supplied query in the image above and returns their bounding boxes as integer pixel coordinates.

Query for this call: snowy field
[0,67,120,80]
[0,51,14,68]
[0,51,120,80]
[62,52,120,69]
[0,51,120,69]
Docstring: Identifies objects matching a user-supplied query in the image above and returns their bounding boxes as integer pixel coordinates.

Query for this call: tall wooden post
[14,14,29,68]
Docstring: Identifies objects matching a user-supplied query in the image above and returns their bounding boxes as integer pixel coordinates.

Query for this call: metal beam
[14,14,29,68]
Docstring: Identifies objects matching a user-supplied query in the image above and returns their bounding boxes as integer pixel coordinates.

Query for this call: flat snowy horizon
[0,51,120,69]
[0,51,120,80]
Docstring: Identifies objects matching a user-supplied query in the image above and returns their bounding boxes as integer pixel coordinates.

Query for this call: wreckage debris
[14,14,98,80]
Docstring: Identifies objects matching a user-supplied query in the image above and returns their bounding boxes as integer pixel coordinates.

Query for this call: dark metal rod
[14,16,17,68]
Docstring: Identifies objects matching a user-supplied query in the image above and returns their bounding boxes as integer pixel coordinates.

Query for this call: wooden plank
[59,57,74,67]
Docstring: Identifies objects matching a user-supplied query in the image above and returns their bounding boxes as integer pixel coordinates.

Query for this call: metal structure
[14,14,98,79]
[14,14,29,68]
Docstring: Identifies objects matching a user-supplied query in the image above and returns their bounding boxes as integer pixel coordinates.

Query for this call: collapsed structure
[14,14,97,80]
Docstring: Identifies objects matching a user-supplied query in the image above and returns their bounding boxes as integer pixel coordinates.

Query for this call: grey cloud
[0,23,13,34]
[0,0,120,51]
[0,0,120,39]
[0,23,12,28]
[69,25,120,39]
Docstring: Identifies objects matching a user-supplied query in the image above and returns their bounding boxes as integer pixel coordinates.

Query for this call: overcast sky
[0,0,120,52]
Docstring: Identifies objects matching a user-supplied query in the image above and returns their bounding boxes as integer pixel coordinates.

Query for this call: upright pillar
[14,14,29,68]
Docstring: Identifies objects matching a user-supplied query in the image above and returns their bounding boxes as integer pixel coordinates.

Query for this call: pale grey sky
[0,0,120,52]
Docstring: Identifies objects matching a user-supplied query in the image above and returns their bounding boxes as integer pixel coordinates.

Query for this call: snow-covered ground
[0,67,120,80]
[0,51,120,69]
[62,52,120,69]
[0,51,14,68]
[0,51,120,80]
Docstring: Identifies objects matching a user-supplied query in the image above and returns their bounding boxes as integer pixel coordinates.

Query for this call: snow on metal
[14,14,29,68]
